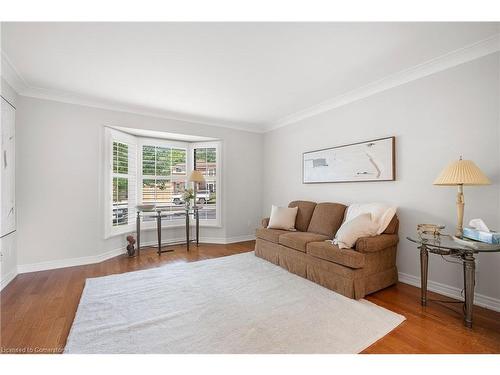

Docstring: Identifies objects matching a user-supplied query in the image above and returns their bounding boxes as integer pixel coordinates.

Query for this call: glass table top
[407,234,500,253]
[136,205,200,212]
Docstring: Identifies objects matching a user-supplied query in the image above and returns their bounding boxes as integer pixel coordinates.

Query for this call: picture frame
[302,136,395,183]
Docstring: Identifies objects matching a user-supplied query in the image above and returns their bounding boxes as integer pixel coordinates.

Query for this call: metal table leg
[196,208,199,247]
[155,210,174,255]
[136,211,141,256]
[186,209,190,252]
[420,245,428,306]
[157,210,161,256]
[462,252,475,328]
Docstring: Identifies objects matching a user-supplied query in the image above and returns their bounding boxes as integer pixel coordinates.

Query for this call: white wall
[15,97,263,269]
[263,53,500,302]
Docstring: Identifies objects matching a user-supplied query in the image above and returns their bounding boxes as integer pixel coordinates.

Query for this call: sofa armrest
[355,234,399,253]
[261,217,270,227]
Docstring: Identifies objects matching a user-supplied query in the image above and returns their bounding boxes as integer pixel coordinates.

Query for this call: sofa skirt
[277,245,308,278]
[254,238,280,265]
[254,238,397,299]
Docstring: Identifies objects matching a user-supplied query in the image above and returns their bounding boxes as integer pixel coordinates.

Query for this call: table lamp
[433,157,490,237]
[188,170,205,207]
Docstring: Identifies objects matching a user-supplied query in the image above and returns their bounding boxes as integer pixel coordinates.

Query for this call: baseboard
[398,272,500,313]
[0,268,18,291]
[17,247,127,274]
[221,234,256,243]
[16,235,256,274]
[137,235,255,246]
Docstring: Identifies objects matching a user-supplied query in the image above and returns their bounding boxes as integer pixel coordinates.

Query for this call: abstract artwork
[303,137,395,183]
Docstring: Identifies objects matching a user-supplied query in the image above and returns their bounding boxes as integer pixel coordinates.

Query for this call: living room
[1,1,499,373]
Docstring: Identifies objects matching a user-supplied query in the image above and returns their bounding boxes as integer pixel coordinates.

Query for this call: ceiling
[2,22,499,132]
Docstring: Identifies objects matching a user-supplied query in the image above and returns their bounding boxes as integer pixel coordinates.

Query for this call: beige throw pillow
[267,205,298,231]
[333,213,378,249]
[345,203,397,234]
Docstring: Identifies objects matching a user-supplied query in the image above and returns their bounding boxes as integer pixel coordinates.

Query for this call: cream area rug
[64,252,405,353]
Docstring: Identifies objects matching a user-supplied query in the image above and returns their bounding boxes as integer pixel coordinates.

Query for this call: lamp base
[456,185,464,238]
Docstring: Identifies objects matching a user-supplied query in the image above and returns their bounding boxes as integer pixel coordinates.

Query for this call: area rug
[64,252,405,353]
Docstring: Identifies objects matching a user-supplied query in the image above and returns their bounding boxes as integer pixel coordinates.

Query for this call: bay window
[104,127,221,238]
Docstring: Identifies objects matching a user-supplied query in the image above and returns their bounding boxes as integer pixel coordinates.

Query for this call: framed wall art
[302,136,395,183]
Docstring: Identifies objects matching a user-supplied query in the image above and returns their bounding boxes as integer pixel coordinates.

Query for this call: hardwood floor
[1,240,499,354]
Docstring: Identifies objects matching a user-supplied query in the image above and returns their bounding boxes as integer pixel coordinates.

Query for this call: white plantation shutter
[105,127,137,237]
[192,142,221,226]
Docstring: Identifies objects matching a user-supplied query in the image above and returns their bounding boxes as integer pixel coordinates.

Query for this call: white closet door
[1,97,16,237]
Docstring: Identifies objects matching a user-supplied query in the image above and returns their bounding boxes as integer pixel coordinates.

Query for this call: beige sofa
[254,201,399,299]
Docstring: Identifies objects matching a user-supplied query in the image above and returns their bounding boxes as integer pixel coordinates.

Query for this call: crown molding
[267,33,500,131]
[19,85,266,133]
[1,50,29,93]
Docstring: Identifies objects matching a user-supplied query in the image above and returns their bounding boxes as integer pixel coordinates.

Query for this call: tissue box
[463,227,500,244]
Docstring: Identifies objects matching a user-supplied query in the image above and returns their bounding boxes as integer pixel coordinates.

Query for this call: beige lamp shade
[433,159,491,186]
[188,170,206,183]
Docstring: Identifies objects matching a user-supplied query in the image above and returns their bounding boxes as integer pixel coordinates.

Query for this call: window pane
[113,142,128,174]
[171,181,186,207]
[112,177,128,226]
[195,148,207,166]
[141,179,186,221]
[171,148,186,175]
[142,145,156,175]
[154,179,170,205]
[142,180,187,206]
[166,181,186,220]
[196,181,216,220]
[156,147,171,177]
[142,178,157,203]
[195,147,216,177]
[206,148,216,176]
[206,148,216,162]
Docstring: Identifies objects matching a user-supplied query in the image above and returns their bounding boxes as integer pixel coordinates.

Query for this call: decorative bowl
[417,224,445,237]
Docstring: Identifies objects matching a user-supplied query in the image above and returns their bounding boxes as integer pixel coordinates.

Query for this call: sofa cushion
[288,200,317,232]
[306,241,365,269]
[307,202,347,237]
[279,232,330,252]
[256,227,289,243]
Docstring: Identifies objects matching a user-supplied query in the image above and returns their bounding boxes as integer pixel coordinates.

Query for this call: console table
[407,235,500,328]
[136,206,200,255]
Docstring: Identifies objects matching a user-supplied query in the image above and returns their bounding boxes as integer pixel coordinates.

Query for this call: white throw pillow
[333,213,379,249]
[344,203,397,234]
[267,205,298,231]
